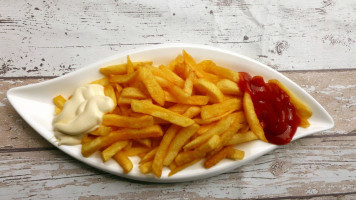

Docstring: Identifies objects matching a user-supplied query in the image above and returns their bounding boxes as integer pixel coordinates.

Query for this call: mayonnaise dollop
[53,84,115,145]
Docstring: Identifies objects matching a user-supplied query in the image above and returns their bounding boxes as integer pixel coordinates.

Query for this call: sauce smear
[238,72,300,145]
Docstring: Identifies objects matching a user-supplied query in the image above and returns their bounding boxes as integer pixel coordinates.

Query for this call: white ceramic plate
[7,44,334,183]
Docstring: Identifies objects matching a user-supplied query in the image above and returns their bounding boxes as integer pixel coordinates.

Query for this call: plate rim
[7,43,334,183]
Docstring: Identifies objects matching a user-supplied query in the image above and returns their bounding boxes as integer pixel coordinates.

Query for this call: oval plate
[7,44,334,183]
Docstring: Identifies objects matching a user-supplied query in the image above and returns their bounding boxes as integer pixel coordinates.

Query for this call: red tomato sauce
[238,72,300,145]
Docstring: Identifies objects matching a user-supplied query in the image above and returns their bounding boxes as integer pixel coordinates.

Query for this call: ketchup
[238,72,300,145]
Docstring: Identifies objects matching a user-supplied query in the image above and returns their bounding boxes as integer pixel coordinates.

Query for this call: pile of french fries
[53,50,311,178]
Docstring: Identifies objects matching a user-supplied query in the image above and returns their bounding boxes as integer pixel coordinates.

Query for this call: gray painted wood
[1,0,356,199]
[1,0,356,77]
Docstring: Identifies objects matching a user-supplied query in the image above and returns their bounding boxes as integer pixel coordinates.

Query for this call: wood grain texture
[1,0,356,77]
[1,70,355,199]
[1,0,356,199]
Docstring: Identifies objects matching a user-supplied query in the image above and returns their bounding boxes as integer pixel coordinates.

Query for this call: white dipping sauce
[53,84,115,145]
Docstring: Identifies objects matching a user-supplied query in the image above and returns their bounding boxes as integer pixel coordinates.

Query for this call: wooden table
[1,1,355,199]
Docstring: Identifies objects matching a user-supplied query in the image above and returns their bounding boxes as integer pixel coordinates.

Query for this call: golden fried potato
[243,92,268,142]
[194,78,224,103]
[200,98,242,120]
[102,114,154,128]
[138,67,165,106]
[131,100,194,127]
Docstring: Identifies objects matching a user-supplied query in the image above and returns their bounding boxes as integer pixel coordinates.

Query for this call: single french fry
[102,114,154,128]
[200,98,242,120]
[101,140,129,162]
[167,54,184,71]
[243,92,268,142]
[109,72,137,84]
[268,79,312,119]
[153,117,170,125]
[134,81,151,98]
[100,64,127,75]
[122,140,133,151]
[123,146,151,157]
[121,87,147,99]
[202,61,239,82]
[168,84,190,103]
[91,77,110,86]
[136,138,151,148]
[113,151,133,174]
[156,77,192,104]
[81,134,96,144]
[53,95,66,109]
[140,147,158,164]
[298,114,311,128]
[239,123,250,133]
[194,110,235,125]
[168,158,201,177]
[109,125,164,141]
[138,151,147,159]
[126,56,134,74]
[155,75,171,88]
[89,125,112,136]
[131,100,194,127]
[194,78,224,103]
[118,104,131,116]
[167,104,190,114]
[182,50,205,78]
[114,83,123,93]
[196,122,217,135]
[163,90,209,106]
[138,67,165,106]
[139,161,153,174]
[100,62,153,75]
[219,122,241,146]
[174,61,189,80]
[183,70,195,96]
[226,131,258,146]
[159,65,185,88]
[164,90,178,103]
[168,162,176,171]
[196,61,222,83]
[117,96,134,104]
[204,146,235,168]
[55,106,62,114]
[182,106,201,119]
[110,106,121,115]
[146,66,168,81]
[217,79,242,96]
[104,85,117,106]
[181,95,210,106]
[227,149,245,160]
[184,112,238,150]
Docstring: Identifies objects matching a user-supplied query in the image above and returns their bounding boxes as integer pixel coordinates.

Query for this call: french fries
[243,93,268,142]
[200,98,242,120]
[53,95,66,114]
[131,100,194,127]
[102,114,154,128]
[194,78,224,103]
[101,140,129,162]
[53,49,311,178]
[138,67,165,106]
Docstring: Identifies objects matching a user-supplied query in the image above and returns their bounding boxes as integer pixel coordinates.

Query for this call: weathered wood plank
[1,70,355,199]
[0,131,355,199]
[1,0,355,77]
